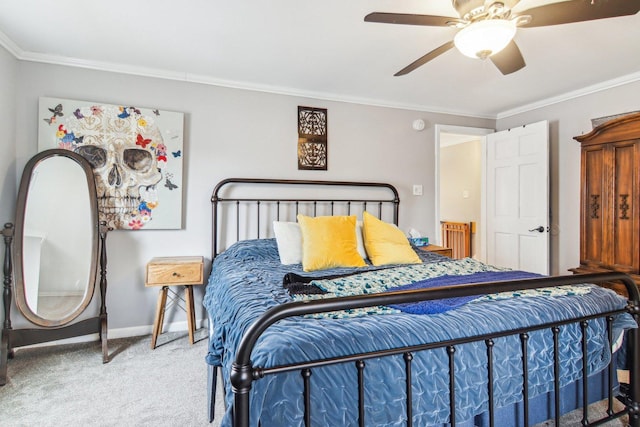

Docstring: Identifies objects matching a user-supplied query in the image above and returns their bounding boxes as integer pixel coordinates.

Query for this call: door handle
[528,226,545,233]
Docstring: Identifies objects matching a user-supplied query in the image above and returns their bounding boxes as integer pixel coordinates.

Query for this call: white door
[485,120,549,274]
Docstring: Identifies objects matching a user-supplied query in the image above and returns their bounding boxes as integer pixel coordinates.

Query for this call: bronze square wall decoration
[298,106,327,170]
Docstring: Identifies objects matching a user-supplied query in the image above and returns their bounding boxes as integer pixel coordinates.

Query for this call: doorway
[435,122,550,274]
[434,124,493,261]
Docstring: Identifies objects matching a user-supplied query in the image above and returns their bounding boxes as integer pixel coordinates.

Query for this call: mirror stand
[0,222,109,386]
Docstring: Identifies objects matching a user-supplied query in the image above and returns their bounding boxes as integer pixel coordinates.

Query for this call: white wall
[8,58,493,335]
[496,81,640,276]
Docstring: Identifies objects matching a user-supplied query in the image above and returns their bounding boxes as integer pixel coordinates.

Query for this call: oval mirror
[14,149,99,327]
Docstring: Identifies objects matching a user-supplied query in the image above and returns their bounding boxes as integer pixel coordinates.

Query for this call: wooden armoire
[571,112,640,293]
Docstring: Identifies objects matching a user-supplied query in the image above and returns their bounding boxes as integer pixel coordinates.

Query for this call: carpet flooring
[0,329,629,426]
[0,330,223,426]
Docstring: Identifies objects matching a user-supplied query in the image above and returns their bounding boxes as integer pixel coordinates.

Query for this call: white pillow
[273,220,368,264]
[273,221,302,264]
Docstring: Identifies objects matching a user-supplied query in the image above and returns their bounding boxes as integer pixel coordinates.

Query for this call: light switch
[413,185,423,196]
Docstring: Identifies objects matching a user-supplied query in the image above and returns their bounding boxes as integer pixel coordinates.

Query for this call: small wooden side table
[419,244,453,258]
[145,256,204,349]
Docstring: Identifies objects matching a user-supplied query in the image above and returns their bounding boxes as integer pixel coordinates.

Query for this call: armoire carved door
[571,112,640,293]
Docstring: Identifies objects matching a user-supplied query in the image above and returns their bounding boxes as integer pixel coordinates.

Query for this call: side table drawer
[145,256,204,286]
[418,245,452,258]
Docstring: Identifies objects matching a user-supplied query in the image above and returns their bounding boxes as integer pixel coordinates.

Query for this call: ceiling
[0,0,638,119]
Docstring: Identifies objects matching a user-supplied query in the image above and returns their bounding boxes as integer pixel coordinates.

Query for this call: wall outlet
[412,184,423,196]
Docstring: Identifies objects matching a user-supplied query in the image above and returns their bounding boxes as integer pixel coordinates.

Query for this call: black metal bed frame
[209,178,640,427]
[211,178,400,258]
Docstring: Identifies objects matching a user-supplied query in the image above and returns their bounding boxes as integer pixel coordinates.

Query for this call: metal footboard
[230,272,640,427]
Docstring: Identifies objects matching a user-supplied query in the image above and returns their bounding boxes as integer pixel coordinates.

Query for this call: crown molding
[0,31,493,119]
[496,71,640,120]
[0,30,23,58]
[2,29,637,121]
[19,51,492,119]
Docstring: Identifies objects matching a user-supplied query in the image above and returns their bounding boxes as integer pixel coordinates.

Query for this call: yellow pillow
[362,211,422,266]
[297,214,366,272]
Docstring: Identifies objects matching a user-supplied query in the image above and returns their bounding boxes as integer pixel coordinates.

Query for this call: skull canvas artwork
[38,97,184,230]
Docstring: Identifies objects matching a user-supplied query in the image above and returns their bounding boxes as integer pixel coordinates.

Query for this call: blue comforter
[203,239,636,427]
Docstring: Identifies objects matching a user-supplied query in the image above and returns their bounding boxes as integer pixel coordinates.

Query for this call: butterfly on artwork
[61,132,75,143]
[48,104,63,117]
[136,134,152,149]
[172,150,181,158]
[152,109,160,116]
[164,177,178,190]
[117,106,130,119]
[43,103,64,125]
[73,108,84,119]
[59,132,84,145]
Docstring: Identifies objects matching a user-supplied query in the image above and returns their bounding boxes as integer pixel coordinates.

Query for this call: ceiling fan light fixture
[454,19,516,60]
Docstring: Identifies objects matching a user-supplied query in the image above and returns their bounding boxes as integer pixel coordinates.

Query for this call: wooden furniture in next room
[145,256,204,349]
[440,221,472,259]
[570,112,640,294]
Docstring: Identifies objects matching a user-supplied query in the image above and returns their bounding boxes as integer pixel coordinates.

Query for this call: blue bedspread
[203,239,636,427]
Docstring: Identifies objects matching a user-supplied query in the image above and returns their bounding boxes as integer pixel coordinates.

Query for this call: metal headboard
[211,178,400,258]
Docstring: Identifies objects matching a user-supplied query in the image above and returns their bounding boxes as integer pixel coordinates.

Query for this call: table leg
[151,286,168,349]
[185,285,195,344]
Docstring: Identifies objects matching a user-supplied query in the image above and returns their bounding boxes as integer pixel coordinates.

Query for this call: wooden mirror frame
[14,149,99,326]
[0,149,109,386]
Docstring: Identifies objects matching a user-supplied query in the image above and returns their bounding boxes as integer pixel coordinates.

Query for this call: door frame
[485,121,550,274]
[434,124,493,261]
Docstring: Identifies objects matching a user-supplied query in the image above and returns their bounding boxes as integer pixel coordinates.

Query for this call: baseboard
[109,318,209,339]
[13,318,208,349]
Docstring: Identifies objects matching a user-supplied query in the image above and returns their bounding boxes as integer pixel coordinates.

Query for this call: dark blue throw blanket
[388,270,543,314]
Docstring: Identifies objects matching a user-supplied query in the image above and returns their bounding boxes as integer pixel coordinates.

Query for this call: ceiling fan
[365,0,640,76]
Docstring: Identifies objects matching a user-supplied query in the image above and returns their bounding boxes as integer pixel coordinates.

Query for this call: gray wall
[4,53,493,336]
[3,44,638,337]
[0,45,17,330]
[0,46,16,224]
[497,81,640,276]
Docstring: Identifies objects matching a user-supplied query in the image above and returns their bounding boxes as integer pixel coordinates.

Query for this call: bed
[204,178,640,427]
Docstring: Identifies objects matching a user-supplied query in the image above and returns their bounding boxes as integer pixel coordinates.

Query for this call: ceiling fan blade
[490,40,526,75]
[394,41,455,76]
[365,12,454,27]
[519,0,640,28]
